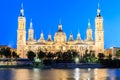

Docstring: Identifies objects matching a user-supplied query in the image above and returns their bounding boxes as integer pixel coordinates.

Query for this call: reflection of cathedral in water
[17,3,104,58]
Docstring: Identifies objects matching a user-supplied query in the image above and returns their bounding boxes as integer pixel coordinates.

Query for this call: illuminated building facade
[17,4,104,58]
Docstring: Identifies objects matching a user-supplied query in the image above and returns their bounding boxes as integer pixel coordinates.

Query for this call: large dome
[54,24,66,43]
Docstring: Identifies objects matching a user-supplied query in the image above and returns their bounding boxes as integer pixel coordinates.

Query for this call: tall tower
[17,4,26,58]
[95,3,104,54]
[28,19,34,41]
[86,20,93,41]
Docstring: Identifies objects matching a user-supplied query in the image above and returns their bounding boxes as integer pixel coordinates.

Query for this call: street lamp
[75,57,79,64]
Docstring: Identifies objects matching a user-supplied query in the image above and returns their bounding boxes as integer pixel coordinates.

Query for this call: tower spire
[48,33,52,41]
[97,2,101,17]
[20,3,24,16]
[88,19,91,29]
[30,19,33,29]
[69,32,74,41]
[77,31,81,40]
[40,32,44,40]
[58,19,62,31]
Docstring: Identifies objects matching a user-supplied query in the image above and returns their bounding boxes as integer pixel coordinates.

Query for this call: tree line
[26,49,113,63]
[0,47,19,58]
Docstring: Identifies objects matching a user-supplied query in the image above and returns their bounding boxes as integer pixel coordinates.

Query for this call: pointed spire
[38,31,45,43]
[30,19,33,29]
[78,32,80,37]
[97,2,101,17]
[48,33,52,41]
[58,19,62,31]
[88,19,91,29]
[41,32,44,37]
[40,32,44,40]
[77,32,81,40]
[69,32,74,41]
[20,3,24,16]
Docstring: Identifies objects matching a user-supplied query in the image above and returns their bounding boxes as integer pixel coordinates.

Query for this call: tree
[116,50,120,58]
[72,50,79,58]
[55,51,62,60]
[106,53,112,60]
[37,50,46,59]
[0,48,3,58]
[64,50,73,60]
[12,51,19,58]
[98,53,105,60]
[82,50,98,63]
[0,47,12,58]
[27,51,36,61]
[46,52,55,60]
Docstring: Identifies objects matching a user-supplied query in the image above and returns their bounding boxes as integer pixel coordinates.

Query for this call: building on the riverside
[17,3,104,58]
[105,47,120,58]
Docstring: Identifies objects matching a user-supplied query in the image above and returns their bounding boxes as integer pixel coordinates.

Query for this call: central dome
[54,24,66,43]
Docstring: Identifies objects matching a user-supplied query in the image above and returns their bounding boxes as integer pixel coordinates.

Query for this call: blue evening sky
[0,0,120,49]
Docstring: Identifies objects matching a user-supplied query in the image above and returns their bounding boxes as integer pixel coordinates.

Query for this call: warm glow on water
[0,68,120,80]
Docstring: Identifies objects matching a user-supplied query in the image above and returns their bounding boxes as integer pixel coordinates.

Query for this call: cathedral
[17,4,104,58]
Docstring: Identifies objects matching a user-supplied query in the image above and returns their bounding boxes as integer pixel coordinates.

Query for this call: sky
[0,0,120,49]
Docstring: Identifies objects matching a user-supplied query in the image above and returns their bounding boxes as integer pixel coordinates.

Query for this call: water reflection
[74,68,80,80]
[0,68,120,80]
[13,68,31,80]
[33,68,40,80]
[0,68,14,80]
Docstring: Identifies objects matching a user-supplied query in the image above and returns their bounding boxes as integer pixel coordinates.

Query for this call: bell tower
[28,19,34,41]
[95,3,104,54]
[86,20,93,41]
[17,4,26,58]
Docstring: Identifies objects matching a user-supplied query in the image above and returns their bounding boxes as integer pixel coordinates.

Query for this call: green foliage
[106,54,112,60]
[27,51,36,61]
[54,50,79,60]
[0,47,19,58]
[1,48,11,58]
[0,48,17,58]
[12,51,19,58]
[116,50,120,57]
[62,51,72,60]
[46,52,55,59]
[37,50,46,59]
[55,51,62,60]
[81,50,98,63]
[72,50,79,58]
[98,53,105,59]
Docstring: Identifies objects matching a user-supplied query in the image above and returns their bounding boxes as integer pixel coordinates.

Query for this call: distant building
[105,47,120,57]
[17,3,104,58]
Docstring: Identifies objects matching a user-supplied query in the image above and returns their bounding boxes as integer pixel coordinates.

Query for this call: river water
[0,68,120,80]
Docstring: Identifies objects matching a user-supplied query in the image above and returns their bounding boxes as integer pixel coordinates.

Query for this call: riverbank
[0,58,120,69]
[0,63,104,69]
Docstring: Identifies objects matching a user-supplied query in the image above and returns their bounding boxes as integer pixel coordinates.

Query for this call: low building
[105,47,120,57]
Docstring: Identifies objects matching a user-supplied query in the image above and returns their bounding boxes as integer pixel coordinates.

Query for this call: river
[0,68,120,80]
